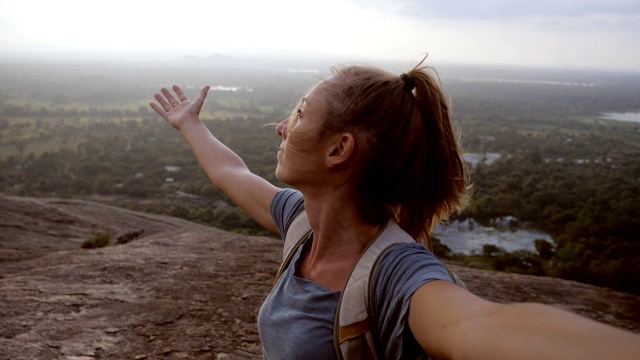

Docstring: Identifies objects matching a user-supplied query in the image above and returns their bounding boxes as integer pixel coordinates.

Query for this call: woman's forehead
[303,77,333,109]
[305,80,323,101]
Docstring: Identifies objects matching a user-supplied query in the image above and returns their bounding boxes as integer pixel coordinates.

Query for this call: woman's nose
[276,118,288,139]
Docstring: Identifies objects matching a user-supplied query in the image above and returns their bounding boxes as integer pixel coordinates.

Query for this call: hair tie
[400,73,416,91]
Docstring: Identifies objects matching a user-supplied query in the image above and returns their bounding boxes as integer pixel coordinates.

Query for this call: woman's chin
[275,169,295,187]
[274,166,285,182]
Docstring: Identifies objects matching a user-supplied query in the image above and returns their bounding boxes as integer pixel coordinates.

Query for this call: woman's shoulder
[374,242,452,291]
[270,188,305,239]
[371,242,453,358]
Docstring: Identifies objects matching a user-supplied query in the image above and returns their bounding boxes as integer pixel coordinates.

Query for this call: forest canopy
[1,59,639,294]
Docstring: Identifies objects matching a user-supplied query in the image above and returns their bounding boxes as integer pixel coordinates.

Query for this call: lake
[600,111,640,123]
[463,153,501,166]
[433,218,553,255]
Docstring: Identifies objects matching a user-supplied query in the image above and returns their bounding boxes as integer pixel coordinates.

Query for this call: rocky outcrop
[1,196,638,359]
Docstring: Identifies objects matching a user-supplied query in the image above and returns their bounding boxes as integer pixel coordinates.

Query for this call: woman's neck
[297,189,383,291]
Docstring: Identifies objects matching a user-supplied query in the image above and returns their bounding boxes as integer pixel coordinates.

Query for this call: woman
[150,61,639,359]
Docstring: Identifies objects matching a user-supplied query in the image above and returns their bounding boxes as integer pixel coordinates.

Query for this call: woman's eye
[296,108,303,119]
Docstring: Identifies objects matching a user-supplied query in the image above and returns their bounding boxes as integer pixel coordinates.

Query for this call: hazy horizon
[3,50,640,78]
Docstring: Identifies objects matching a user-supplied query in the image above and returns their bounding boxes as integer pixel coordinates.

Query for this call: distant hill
[1,196,638,359]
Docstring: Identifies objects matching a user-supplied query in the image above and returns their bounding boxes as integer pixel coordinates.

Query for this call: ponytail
[398,61,468,248]
[320,60,468,249]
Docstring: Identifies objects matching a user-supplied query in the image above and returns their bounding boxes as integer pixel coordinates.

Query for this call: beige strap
[282,210,310,259]
[334,220,414,359]
[273,210,312,284]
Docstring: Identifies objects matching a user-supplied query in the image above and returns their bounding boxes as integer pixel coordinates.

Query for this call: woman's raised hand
[149,84,279,233]
[149,85,210,130]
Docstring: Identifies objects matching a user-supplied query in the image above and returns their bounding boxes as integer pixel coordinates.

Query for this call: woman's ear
[325,132,355,168]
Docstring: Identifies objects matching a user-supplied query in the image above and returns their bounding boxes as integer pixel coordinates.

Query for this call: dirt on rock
[1,196,639,359]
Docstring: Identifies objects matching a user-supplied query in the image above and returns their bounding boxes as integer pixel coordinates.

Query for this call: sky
[0,0,639,71]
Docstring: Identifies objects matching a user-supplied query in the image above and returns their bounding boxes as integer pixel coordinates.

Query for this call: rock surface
[1,196,639,359]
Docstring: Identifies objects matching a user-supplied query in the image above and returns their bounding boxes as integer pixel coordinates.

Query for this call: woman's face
[275,81,331,186]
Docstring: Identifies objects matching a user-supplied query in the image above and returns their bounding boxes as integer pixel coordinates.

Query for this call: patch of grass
[81,233,111,249]
[450,254,495,270]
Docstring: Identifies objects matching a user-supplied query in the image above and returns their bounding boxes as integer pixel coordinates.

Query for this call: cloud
[349,0,640,19]
[536,15,640,33]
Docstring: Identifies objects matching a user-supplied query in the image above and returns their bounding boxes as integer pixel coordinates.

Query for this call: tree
[534,239,554,260]
[432,237,452,258]
[13,140,27,155]
[482,244,503,257]
[493,250,545,276]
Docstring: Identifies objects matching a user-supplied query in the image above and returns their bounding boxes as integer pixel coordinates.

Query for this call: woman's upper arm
[220,170,280,234]
[174,119,280,233]
[408,280,497,360]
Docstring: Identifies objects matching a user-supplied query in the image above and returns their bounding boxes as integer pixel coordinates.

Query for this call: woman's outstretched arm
[150,85,280,233]
[408,280,640,360]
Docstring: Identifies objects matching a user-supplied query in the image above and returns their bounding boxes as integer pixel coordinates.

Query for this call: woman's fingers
[149,85,210,130]
[150,85,209,119]
[173,85,189,102]
[149,101,165,115]
[161,88,181,108]
[151,86,185,114]
[153,92,173,112]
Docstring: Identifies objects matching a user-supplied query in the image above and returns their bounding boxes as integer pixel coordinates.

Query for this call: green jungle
[1,58,639,294]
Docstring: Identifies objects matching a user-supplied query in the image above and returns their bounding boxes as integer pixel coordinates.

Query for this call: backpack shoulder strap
[334,219,414,359]
[334,220,468,359]
[273,210,312,284]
